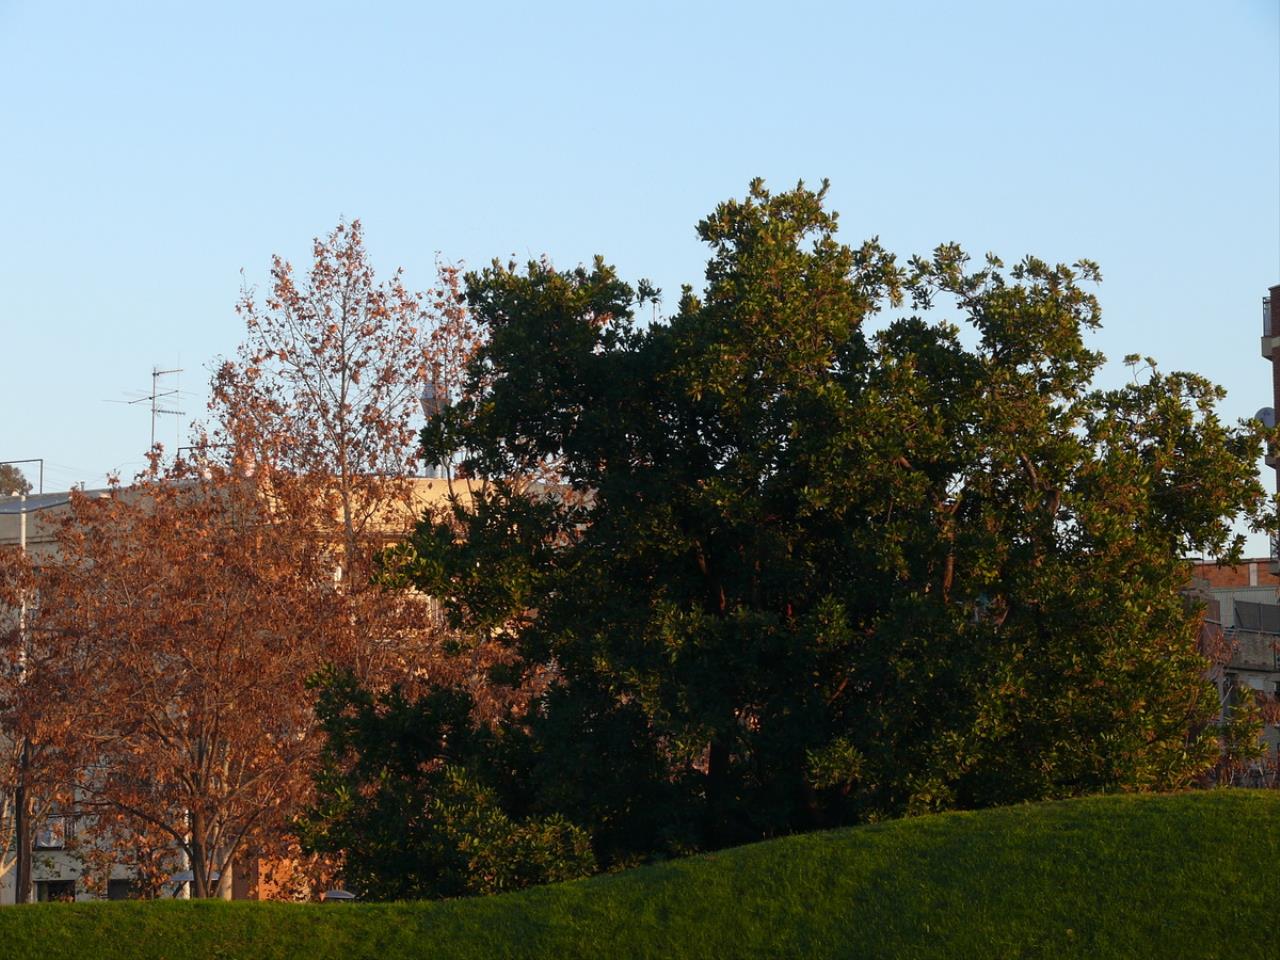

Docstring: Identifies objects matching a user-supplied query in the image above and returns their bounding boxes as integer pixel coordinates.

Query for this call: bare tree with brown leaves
[1,224,509,900]
[0,546,84,903]
[209,219,478,584]
[3,469,517,899]
[11,466,353,897]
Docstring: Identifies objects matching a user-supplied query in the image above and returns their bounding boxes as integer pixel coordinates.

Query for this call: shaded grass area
[2,790,1277,959]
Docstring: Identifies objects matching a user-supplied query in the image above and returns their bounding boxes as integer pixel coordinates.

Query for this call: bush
[298,670,594,900]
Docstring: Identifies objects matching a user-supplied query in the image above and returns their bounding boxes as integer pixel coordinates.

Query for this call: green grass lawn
[2,790,1277,959]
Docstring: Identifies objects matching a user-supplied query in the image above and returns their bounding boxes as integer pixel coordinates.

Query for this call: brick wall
[1192,560,1280,591]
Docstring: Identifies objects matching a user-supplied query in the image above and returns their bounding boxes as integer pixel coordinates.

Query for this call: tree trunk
[190,816,208,899]
[704,737,730,848]
[216,856,233,900]
[14,740,31,904]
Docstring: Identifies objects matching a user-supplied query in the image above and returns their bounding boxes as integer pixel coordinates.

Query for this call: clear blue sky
[1,1,1278,538]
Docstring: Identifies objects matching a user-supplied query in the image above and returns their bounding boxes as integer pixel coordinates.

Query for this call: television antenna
[106,366,186,450]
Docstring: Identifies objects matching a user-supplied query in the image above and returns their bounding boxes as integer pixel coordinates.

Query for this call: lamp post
[14,494,29,904]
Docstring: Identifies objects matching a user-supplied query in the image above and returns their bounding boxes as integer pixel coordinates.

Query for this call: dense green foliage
[369,180,1271,871]
[1,792,1277,959]
[297,671,595,900]
[0,462,31,495]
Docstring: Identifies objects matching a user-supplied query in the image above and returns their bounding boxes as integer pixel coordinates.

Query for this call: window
[107,879,139,901]
[35,879,75,902]
[33,815,76,850]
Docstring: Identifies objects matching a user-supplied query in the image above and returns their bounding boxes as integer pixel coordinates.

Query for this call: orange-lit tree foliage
[10,467,348,897]
[204,218,522,705]
[9,460,511,899]
[0,550,84,901]
[5,477,517,900]
[209,219,478,584]
[2,223,515,899]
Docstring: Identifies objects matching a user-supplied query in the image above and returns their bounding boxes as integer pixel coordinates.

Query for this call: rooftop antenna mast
[130,366,185,450]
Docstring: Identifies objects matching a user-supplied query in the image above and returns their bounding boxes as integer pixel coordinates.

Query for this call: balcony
[1230,600,1280,672]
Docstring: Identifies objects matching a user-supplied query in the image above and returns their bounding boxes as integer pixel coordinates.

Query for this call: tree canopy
[0,465,357,897]
[209,218,476,582]
[316,180,1274,882]
[0,223,494,900]
[0,464,31,496]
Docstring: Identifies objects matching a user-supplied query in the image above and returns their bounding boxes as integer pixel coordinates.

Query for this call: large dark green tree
[336,181,1273,874]
[0,463,31,496]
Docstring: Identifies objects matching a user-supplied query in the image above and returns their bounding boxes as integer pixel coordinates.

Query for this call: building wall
[1191,558,1280,591]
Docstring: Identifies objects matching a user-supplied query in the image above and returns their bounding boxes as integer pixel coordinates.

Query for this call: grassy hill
[1,790,1277,959]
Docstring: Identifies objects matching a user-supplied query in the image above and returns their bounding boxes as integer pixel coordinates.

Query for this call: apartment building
[1189,557,1280,764]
